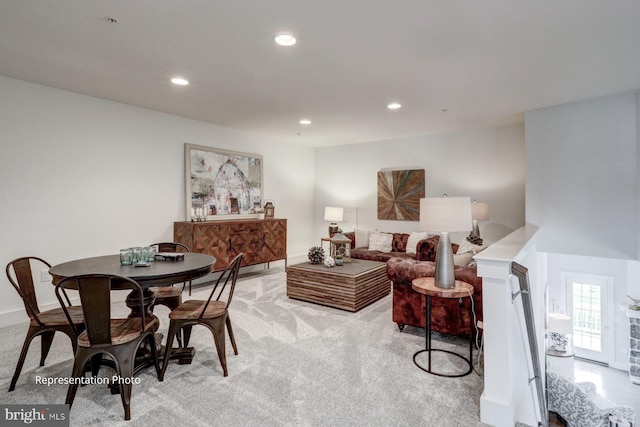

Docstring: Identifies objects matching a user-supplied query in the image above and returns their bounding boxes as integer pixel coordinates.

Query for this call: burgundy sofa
[385,246,483,339]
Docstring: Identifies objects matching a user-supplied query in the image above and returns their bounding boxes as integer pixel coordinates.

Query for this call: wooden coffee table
[286,259,390,312]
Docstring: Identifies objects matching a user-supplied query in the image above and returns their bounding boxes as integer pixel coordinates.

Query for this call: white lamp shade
[548,313,573,335]
[324,206,344,222]
[419,197,472,232]
[471,201,489,221]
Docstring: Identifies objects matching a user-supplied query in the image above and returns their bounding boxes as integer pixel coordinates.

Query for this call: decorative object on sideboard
[324,256,335,268]
[335,255,343,266]
[419,195,472,289]
[191,192,207,222]
[324,206,343,237]
[264,200,275,219]
[628,295,640,311]
[330,232,352,263]
[185,143,263,220]
[255,207,265,220]
[467,200,489,245]
[308,246,325,264]
[377,169,425,221]
[548,312,573,352]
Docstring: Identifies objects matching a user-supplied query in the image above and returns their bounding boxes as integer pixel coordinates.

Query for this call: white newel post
[475,226,544,427]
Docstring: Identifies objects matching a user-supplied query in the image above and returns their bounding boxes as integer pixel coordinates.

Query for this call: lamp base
[328,223,338,237]
[434,232,455,289]
[466,219,483,245]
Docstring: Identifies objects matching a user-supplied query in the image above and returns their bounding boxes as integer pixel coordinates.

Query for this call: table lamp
[467,201,489,244]
[324,206,344,237]
[420,196,472,289]
[548,313,573,352]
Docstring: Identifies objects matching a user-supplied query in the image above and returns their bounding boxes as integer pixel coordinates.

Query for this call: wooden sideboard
[174,219,287,272]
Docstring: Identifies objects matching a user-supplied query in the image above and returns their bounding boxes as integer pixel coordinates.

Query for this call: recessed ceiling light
[387,102,402,110]
[171,77,189,86]
[274,33,296,46]
[299,119,311,125]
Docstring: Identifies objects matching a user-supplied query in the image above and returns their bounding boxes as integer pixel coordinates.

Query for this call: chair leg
[146,332,161,379]
[225,315,238,355]
[183,325,193,348]
[9,326,39,392]
[39,331,55,366]
[90,353,102,377]
[66,349,93,409]
[159,321,181,381]
[117,345,138,421]
[208,319,227,377]
[175,329,183,349]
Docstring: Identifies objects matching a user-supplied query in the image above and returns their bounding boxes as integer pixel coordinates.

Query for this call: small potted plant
[256,208,265,220]
[335,254,343,266]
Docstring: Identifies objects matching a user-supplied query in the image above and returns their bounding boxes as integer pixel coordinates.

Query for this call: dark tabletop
[49,253,215,288]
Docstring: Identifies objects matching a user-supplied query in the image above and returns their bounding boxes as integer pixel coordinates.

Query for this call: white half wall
[0,76,315,325]
[313,124,525,246]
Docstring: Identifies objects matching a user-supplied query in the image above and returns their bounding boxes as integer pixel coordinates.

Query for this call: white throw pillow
[355,229,371,249]
[457,239,486,255]
[368,232,393,252]
[406,232,432,255]
[453,252,474,267]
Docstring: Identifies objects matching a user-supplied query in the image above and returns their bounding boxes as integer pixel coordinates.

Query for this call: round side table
[411,277,475,377]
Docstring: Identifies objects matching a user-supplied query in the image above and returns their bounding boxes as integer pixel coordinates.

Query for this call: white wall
[313,124,525,245]
[0,76,315,324]
[525,92,640,371]
[525,93,638,260]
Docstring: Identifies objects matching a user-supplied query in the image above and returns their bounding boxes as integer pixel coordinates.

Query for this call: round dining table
[49,253,215,370]
[49,253,215,289]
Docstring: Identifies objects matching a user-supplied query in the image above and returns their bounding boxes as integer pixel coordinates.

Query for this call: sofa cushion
[391,233,410,252]
[453,252,474,266]
[406,232,432,255]
[418,235,460,262]
[350,249,413,263]
[457,239,486,255]
[369,232,393,252]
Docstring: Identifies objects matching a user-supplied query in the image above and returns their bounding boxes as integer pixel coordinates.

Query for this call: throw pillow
[368,232,393,252]
[457,240,486,255]
[453,252,474,267]
[355,229,371,249]
[406,232,432,255]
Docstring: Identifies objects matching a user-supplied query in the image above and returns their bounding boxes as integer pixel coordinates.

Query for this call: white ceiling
[1,1,639,147]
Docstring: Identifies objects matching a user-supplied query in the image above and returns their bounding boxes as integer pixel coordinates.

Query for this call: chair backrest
[150,242,190,253]
[6,256,58,325]
[200,253,243,319]
[55,274,145,345]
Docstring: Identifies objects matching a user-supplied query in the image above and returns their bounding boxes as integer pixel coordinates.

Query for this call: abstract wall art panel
[377,169,425,221]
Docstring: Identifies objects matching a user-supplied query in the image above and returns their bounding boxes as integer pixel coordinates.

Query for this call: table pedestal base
[413,348,473,378]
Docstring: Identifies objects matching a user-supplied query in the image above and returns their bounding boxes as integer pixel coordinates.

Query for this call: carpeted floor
[0,269,486,426]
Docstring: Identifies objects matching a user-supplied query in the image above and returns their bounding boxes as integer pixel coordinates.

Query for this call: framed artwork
[185,143,263,220]
[377,169,425,221]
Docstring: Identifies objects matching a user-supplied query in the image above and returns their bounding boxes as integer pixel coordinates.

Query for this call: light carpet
[0,269,486,426]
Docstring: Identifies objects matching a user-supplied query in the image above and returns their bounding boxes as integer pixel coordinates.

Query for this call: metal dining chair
[159,253,243,379]
[5,256,85,392]
[149,242,190,347]
[56,274,160,421]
